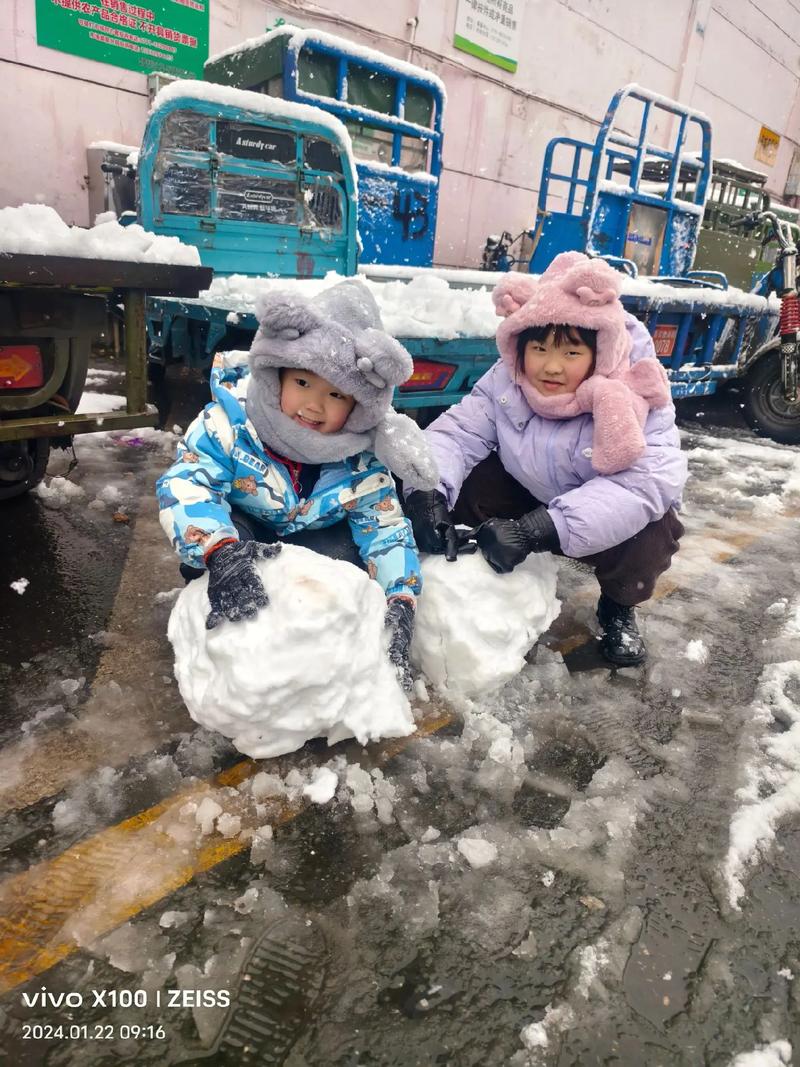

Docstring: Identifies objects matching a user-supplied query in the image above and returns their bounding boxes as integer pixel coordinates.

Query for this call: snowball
[168,545,414,759]
[411,551,560,698]
[457,837,498,868]
[303,767,338,804]
[10,579,29,595]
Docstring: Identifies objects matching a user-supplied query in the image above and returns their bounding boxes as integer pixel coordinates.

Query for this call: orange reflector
[0,346,44,389]
[401,360,457,392]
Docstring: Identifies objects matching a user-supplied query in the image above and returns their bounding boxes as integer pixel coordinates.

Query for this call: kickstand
[65,443,79,478]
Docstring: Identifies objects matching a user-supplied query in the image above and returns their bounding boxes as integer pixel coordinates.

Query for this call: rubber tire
[742,350,800,444]
[0,438,51,501]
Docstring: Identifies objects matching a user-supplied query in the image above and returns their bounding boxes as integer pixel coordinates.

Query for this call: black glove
[205,540,282,630]
[404,489,459,561]
[385,597,416,691]
[474,507,560,574]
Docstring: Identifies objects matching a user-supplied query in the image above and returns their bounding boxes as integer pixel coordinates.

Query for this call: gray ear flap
[372,412,438,491]
[254,290,322,341]
[354,330,413,389]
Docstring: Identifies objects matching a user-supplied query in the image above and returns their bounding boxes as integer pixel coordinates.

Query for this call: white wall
[2,0,798,267]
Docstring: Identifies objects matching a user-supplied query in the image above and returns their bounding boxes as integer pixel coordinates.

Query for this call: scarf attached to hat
[246,280,438,489]
[492,252,672,475]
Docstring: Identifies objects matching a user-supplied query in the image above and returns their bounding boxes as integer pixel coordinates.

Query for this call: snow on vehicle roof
[150,80,357,186]
[360,161,437,183]
[206,23,447,101]
[87,140,139,155]
[0,203,201,265]
[190,266,776,342]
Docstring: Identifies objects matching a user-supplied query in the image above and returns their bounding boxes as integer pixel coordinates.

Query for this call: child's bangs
[516,323,598,370]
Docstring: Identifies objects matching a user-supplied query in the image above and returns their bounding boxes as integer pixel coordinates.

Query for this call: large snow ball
[411,551,560,699]
[168,545,414,759]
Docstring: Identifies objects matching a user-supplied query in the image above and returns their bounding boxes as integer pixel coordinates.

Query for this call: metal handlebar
[730,209,794,253]
[100,162,136,178]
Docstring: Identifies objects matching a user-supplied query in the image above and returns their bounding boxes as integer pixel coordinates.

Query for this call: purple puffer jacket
[420,314,688,558]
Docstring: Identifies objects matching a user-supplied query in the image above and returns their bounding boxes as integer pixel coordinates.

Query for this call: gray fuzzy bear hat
[246,280,438,489]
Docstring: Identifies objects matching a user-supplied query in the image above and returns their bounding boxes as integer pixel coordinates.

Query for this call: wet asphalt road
[2,367,800,1066]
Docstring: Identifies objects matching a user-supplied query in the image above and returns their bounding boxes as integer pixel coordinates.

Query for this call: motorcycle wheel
[0,438,51,500]
[742,350,800,444]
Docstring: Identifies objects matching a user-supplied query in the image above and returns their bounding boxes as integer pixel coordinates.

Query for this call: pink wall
[3,0,799,268]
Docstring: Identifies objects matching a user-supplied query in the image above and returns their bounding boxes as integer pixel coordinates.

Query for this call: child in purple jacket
[404,252,688,666]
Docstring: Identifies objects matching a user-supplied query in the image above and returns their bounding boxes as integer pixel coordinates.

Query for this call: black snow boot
[596,594,647,667]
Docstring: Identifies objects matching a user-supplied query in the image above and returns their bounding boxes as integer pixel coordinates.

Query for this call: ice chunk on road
[195,797,222,835]
[216,813,241,838]
[168,545,414,759]
[412,551,560,698]
[685,639,709,663]
[159,911,190,928]
[303,767,338,804]
[457,836,498,868]
[34,476,85,508]
[520,1021,549,1049]
[727,1039,792,1066]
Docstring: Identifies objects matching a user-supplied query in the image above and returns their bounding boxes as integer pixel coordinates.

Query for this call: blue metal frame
[281,38,445,268]
[530,85,712,278]
[138,92,358,279]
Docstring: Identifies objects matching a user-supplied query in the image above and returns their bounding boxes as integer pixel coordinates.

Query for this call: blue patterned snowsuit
[156,358,422,600]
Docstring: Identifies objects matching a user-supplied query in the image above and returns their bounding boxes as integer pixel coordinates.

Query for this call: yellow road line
[0,705,452,994]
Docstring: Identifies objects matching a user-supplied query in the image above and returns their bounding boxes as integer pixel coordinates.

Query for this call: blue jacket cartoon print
[156,355,422,600]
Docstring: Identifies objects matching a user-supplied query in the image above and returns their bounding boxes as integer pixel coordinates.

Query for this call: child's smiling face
[279,368,355,433]
[523,328,595,396]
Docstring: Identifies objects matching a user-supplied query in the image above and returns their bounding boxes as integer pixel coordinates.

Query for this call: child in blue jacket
[156,281,437,688]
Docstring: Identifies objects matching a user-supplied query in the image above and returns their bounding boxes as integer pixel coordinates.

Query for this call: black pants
[180,510,365,583]
[451,452,684,607]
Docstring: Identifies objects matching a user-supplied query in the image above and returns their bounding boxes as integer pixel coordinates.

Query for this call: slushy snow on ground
[168,545,415,758]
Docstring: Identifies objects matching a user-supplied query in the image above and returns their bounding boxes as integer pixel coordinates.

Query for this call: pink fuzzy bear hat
[492,251,671,475]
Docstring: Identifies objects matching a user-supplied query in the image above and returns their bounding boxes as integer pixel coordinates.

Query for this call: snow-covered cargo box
[146,266,780,420]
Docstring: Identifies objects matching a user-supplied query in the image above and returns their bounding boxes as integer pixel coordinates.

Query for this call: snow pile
[33,476,86,508]
[724,654,800,908]
[196,270,499,341]
[76,392,126,414]
[168,545,414,759]
[411,551,560,698]
[0,204,201,265]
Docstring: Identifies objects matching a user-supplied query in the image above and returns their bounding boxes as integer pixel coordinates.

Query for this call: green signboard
[35,0,209,78]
